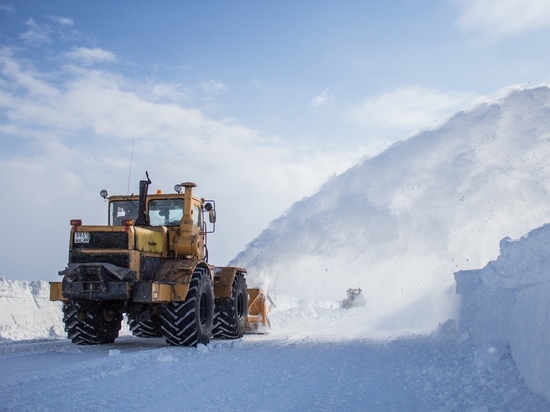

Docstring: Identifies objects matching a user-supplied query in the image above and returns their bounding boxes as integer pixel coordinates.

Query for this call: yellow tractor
[50,173,269,346]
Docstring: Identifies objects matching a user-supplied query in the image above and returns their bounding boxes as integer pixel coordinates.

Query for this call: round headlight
[174,184,182,193]
[100,189,108,199]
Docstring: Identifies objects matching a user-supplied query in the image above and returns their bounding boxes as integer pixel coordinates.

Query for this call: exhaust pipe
[135,172,151,226]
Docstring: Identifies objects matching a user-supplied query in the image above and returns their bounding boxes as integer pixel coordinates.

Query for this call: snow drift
[0,277,64,341]
[233,85,550,334]
[455,223,550,400]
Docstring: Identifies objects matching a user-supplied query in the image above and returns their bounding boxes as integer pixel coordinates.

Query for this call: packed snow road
[0,327,548,412]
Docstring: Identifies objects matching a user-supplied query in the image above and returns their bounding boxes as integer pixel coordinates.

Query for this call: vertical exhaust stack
[135,172,151,226]
[174,182,205,259]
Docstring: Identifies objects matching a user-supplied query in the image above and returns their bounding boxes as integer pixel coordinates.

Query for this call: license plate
[74,232,90,244]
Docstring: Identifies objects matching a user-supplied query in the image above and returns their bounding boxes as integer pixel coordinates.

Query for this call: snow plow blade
[246,288,272,333]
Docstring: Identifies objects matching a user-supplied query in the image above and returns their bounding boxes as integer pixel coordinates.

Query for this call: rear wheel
[160,267,214,346]
[127,311,163,338]
[62,301,122,345]
[213,272,248,339]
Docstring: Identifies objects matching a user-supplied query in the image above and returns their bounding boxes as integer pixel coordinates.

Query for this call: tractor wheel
[160,267,214,346]
[127,312,163,338]
[213,272,248,339]
[62,301,122,345]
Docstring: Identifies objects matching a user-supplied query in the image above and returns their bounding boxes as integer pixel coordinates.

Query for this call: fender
[213,266,247,299]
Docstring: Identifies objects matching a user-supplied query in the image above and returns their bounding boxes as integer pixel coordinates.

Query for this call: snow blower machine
[50,173,270,346]
[340,288,366,309]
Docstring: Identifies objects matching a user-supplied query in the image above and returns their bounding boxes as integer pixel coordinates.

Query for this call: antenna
[127,138,135,194]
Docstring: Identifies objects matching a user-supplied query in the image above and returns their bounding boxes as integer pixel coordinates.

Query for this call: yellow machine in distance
[50,173,269,346]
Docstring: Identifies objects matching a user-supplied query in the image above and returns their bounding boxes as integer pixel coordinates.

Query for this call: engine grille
[69,252,130,268]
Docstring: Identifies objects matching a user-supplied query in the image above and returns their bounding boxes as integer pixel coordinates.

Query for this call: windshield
[148,198,184,226]
[110,200,139,225]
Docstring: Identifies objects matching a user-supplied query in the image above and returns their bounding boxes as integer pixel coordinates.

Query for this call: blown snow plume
[232,86,550,334]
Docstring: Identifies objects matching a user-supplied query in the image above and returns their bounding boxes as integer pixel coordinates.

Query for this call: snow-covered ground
[0,326,548,412]
[1,220,550,411]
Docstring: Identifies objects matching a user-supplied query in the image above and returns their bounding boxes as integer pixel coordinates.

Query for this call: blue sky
[1,0,550,280]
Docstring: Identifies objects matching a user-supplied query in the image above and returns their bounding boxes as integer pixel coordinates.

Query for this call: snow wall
[0,277,64,341]
[455,223,550,400]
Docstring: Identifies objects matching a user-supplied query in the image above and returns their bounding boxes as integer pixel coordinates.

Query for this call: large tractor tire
[213,272,248,339]
[62,301,122,345]
[127,312,163,338]
[160,267,214,346]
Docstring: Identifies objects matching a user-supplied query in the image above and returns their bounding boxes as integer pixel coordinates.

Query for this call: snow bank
[455,223,550,400]
[234,86,550,334]
[0,276,64,341]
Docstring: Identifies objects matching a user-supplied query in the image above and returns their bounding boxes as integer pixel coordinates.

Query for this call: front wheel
[160,267,214,346]
[62,301,122,345]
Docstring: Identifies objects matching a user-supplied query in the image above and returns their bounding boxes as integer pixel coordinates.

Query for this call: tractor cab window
[149,199,184,227]
[110,200,139,226]
[193,204,201,227]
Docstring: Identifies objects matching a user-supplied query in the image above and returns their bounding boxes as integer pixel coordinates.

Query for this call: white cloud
[310,89,332,108]
[349,86,481,132]
[65,47,116,65]
[251,78,266,91]
[148,82,190,102]
[19,18,51,45]
[200,79,228,100]
[0,50,363,280]
[454,0,550,38]
[48,15,74,26]
[0,4,14,14]
[0,49,59,99]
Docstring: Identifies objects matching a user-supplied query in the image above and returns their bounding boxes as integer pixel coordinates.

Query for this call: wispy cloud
[0,49,59,98]
[311,89,332,108]
[19,18,52,45]
[17,16,80,47]
[65,47,116,65]
[454,0,550,38]
[251,78,266,91]
[0,4,14,14]
[349,86,481,132]
[200,79,228,100]
[148,82,190,103]
[47,15,74,26]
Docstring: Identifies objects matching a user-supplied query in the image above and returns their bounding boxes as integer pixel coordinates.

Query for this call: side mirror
[209,209,216,224]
